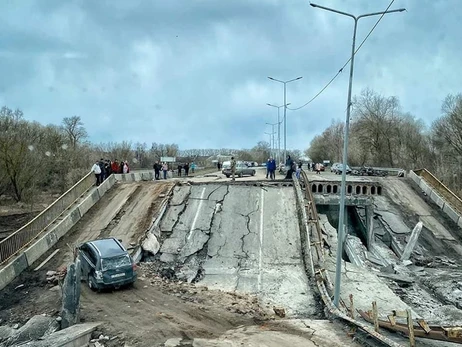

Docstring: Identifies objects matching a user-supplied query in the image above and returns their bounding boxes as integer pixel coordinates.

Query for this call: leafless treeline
[0,107,283,202]
[306,89,462,194]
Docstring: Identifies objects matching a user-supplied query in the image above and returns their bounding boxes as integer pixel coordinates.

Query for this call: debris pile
[138,263,272,320]
[45,267,67,285]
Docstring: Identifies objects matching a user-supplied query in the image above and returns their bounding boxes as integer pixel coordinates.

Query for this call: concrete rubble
[162,319,358,346]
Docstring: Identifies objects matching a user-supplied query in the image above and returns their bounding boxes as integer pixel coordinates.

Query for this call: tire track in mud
[97,184,143,239]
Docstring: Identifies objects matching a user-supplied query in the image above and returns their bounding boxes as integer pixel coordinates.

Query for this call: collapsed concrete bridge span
[155,182,319,317]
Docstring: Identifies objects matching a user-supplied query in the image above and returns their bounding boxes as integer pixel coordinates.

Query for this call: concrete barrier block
[141,172,153,181]
[97,176,114,197]
[106,174,116,186]
[419,180,432,196]
[0,253,28,291]
[78,189,100,217]
[443,203,460,223]
[430,190,445,209]
[25,230,59,266]
[114,174,123,181]
[409,171,421,185]
[53,207,81,239]
[132,173,140,181]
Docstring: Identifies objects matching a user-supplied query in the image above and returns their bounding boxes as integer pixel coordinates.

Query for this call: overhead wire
[287,0,396,111]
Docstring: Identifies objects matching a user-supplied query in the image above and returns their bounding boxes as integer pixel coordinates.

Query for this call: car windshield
[101,255,131,271]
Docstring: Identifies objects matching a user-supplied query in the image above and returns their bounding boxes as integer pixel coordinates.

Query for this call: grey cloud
[0,0,461,151]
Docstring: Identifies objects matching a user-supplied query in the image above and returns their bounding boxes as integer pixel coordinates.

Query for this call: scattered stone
[46,270,57,277]
[141,233,161,255]
[13,324,19,329]
[0,326,15,342]
[380,264,395,274]
[273,306,286,318]
[402,260,413,267]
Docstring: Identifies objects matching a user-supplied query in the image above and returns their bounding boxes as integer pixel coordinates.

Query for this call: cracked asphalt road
[159,183,317,317]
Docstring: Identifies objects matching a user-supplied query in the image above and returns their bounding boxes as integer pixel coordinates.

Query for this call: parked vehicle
[221,161,231,174]
[78,237,137,291]
[222,161,256,178]
[331,162,351,174]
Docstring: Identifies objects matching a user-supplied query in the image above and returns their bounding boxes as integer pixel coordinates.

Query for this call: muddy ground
[0,180,276,347]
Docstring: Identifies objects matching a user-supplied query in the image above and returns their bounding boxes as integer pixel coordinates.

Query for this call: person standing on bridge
[269,157,276,180]
[162,162,168,179]
[91,160,102,186]
[265,158,271,179]
[230,156,236,181]
[285,155,294,179]
[153,161,161,180]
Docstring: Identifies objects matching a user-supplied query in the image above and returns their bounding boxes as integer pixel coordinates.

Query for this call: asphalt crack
[235,200,260,290]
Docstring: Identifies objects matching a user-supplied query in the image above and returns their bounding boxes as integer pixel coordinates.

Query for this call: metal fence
[0,171,95,265]
[415,168,462,215]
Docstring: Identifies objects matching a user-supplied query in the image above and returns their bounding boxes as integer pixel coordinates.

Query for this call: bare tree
[432,94,462,156]
[62,116,88,150]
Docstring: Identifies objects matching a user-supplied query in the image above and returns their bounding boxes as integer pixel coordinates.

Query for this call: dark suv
[78,238,137,291]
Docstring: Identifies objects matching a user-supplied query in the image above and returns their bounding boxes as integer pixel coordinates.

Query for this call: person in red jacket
[111,159,120,174]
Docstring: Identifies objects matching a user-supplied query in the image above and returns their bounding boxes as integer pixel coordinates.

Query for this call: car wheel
[88,274,98,291]
[251,171,255,176]
[226,175,230,178]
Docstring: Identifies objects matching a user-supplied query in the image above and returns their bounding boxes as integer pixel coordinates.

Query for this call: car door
[79,245,92,278]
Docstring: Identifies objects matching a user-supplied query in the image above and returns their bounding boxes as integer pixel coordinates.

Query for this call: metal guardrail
[414,168,462,215]
[0,171,95,265]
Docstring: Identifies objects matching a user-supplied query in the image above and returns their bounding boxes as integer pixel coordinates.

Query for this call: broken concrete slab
[17,322,101,347]
[158,184,318,317]
[4,315,60,346]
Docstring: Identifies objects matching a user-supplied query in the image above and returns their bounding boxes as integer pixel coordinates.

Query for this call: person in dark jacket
[269,158,276,180]
[285,155,294,179]
[98,159,105,183]
[153,161,161,180]
[177,164,182,177]
[184,163,190,176]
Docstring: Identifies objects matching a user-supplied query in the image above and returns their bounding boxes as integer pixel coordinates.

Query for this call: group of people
[91,159,130,186]
[284,156,324,179]
[152,161,196,180]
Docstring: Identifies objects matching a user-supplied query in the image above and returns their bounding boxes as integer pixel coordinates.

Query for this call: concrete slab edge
[20,322,102,347]
[0,175,118,292]
[114,171,154,182]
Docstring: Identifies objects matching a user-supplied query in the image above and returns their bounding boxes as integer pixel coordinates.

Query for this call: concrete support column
[366,205,374,250]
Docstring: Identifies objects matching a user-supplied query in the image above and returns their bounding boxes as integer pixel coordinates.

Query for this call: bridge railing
[0,171,95,265]
[414,168,462,215]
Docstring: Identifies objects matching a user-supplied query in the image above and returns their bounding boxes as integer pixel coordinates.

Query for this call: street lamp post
[264,131,274,157]
[267,103,290,165]
[266,122,278,159]
[309,2,405,308]
[268,77,302,163]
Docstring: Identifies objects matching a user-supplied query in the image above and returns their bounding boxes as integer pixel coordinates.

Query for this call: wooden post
[407,309,415,347]
[372,301,379,333]
[349,294,354,319]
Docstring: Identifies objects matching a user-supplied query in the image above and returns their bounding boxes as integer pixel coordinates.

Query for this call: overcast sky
[0,0,460,151]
